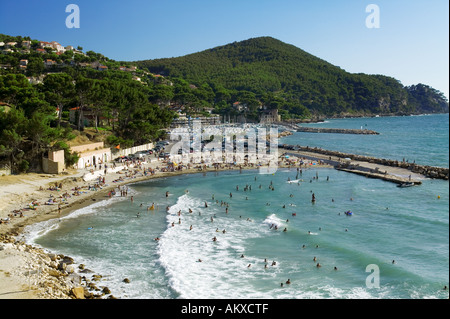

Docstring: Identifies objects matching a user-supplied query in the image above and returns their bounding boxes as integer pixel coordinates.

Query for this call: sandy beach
[1,146,429,299]
[1,151,329,299]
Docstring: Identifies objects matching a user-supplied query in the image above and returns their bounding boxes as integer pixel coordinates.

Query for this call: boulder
[71,286,85,299]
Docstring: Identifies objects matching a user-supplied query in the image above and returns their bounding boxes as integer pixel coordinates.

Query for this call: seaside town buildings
[42,142,112,174]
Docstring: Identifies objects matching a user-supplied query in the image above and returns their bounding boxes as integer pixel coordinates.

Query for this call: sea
[24,114,449,299]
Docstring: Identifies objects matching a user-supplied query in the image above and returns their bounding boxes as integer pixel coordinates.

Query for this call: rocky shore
[0,233,119,299]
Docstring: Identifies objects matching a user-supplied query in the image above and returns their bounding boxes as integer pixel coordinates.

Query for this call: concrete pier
[279,144,449,184]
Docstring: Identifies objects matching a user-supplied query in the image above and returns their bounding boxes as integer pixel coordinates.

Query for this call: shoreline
[1,142,443,299]
[0,155,329,299]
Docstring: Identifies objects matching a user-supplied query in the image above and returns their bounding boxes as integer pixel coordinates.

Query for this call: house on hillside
[69,107,112,127]
[260,109,280,124]
[19,59,28,71]
[91,61,108,71]
[39,41,65,53]
[39,41,52,49]
[44,59,57,68]
[22,40,31,49]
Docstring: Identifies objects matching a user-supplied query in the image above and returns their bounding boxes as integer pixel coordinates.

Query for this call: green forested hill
[136,36,448,117]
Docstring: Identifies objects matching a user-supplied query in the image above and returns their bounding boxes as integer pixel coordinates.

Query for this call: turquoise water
[282,114,449,167]
[25,114,449,299]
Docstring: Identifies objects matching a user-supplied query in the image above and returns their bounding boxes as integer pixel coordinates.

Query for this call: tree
[43,73,75,126]
[0,106,28,173]
[74,76,93,130]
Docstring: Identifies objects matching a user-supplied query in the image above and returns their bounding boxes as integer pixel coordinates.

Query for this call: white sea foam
[157,194,272,298]
[263,213,285,229]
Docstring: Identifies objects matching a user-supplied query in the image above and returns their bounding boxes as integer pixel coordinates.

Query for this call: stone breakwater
[0,233,119,299]
[296,127,380,135]
[280,144,449,180]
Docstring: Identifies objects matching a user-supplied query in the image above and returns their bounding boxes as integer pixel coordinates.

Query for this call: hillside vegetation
[136,37,449,118]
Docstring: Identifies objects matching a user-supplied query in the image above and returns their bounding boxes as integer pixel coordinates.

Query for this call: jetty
[296,127,380,135]
[279,144,449,184]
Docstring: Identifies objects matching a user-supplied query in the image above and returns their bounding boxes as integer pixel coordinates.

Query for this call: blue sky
[1,0,448,98]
